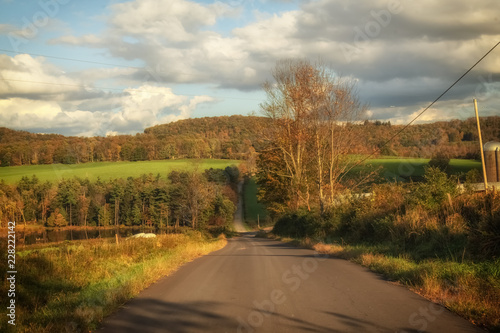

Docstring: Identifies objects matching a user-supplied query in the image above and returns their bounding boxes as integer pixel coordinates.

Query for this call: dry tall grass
[309,241,500,331]
[0,232,227,333]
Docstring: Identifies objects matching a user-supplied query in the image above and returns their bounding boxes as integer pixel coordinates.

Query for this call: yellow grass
[0,232,227,332]
[258,233,500,331]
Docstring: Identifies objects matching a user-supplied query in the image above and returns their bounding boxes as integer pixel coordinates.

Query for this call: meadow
[0,231,227,332]
[0,157,480,185]
[242,177,268,228]
[267,167,500,331]
[363,157,481,181]
[0,159,240,184]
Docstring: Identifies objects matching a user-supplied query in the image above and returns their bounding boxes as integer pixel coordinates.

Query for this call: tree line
[0,116,500,166]
[0,167,240,230]
[1,114,499,168]
[255,59,499,217]
[0,116,267,167]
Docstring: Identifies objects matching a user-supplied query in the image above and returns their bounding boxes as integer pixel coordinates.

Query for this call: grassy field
[0,157,480,185]
[364,158,481,181]
[243,177,268,229]
[0,159,240,184]
[0,231,227,332]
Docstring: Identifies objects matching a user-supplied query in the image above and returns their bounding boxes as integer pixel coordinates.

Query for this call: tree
[56,179,80,226]
[184,172,211,229]
[260,59,367,212]
[98,203,112,226]
[77,189,90,227]
[47,208,67,227]
[256,148,291,218]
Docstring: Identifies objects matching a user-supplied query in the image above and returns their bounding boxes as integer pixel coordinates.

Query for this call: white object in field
[130,233,157,239]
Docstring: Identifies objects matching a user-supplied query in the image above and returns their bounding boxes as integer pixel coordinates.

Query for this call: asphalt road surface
[233,181,247,233]
[97,233,482,333]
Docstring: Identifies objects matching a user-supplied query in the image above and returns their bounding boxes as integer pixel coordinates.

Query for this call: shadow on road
[98,299,238,333]
[99,297,395,333]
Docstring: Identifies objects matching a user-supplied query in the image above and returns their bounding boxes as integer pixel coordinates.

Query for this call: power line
[0,48,143,70]
[359,40,500,165]
[0,48,263,101]
[0,48,219,82]
[0,77,263,101]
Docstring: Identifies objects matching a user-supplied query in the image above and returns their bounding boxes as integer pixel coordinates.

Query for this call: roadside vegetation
[0,164,238,332]
[255,59,499,331]
[267,167,500,331]
[0,230,226,333]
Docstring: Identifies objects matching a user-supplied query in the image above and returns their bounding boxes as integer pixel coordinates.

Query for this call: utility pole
[474,99,488,191]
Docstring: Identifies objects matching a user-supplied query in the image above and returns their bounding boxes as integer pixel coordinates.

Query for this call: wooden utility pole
[474,99,488,191]
[115,198,119,226]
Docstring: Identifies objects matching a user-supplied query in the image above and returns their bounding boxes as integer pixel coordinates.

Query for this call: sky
[0,0,499,137]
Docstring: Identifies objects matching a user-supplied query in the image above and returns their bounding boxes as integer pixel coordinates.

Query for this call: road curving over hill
[97,233,481,333]
[233,181,247,233]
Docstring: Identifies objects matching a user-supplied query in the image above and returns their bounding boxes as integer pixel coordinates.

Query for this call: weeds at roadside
[0,232,226,333]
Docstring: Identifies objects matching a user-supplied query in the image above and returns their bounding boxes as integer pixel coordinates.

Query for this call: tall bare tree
[260,59,367,212]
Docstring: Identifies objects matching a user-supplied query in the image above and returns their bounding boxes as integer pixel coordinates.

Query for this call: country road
[97,233,481,333]
[233,181,247,233]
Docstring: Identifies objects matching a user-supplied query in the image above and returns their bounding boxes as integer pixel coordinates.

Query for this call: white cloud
[4,0,500,136]
[53,34,102,45]
[121,85,188,124]
[0,83,216,136]
[0,54,82,97]
[108,0,238,42]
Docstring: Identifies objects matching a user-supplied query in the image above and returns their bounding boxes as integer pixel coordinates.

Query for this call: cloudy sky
[0,0,499,136]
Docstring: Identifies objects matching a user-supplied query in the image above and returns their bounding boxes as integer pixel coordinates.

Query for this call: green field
[363,158,481,181]
[0,157,481,185]
[0,159,241,184]
[243,177,268,228]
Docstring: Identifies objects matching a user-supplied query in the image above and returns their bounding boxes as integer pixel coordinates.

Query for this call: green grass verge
[258,234,499,332]
[0,232,227,332]
[0,159,240,184]
[321,242,499,332]
[243,177,268,229]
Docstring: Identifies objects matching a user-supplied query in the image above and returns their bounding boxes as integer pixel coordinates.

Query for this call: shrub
[272,210,327,239]
[409,167,458,210]
[428,153,450,173]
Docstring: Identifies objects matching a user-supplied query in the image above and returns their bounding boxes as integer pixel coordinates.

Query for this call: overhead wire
[357,40,500,166]
[0,77,262,101]
[0,48,143,70]
[0,47,210,78]
[0,48,262,101]
[0,41,498,124]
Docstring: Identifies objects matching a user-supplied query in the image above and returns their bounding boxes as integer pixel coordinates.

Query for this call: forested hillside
[0,116,267,166]
[355,117,500,158]
[0,115,499,167]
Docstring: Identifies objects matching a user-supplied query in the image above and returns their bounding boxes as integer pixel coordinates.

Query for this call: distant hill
[145,115,269,140]
[0,127,65,143]
[353,117,500,159]
[0,115,499,167]
[0,115,269,166]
